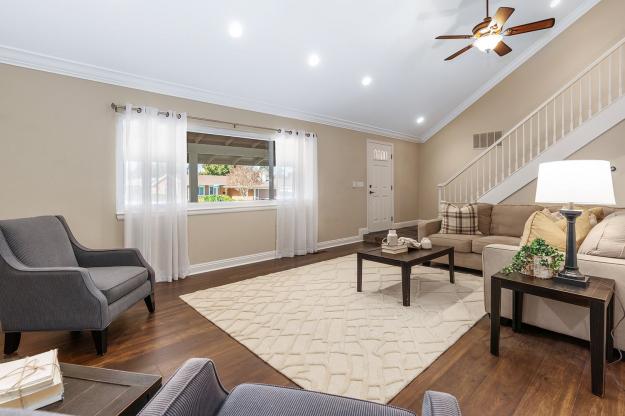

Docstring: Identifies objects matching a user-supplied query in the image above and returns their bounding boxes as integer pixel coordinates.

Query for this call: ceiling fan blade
[445,44,473,61]
[503,18,555,36]
[493,7,515,28]
[436,35,474,40]
[493,41,512,57]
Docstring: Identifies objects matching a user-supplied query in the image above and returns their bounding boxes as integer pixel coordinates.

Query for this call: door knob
[369,190,375,194]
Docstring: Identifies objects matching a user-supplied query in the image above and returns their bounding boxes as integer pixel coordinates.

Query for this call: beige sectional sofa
[419,203,625,350]
[417,203,543,270]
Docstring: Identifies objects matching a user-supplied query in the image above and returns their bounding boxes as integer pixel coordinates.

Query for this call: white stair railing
[437,36,625,209]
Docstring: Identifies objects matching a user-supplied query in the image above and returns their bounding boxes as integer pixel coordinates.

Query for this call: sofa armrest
[417,219,442,241]
[482,244,519,314]
[56,216,155,290]
[422,390,462,416]
[139,359,228,416]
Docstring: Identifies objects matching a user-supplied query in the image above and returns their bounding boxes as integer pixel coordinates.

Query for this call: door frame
[366,139,395,232]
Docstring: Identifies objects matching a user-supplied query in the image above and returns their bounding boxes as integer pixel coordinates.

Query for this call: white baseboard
[189,250,277,276]
[392,219,421,229]
[317,235,363,250]
[189,229,370,275]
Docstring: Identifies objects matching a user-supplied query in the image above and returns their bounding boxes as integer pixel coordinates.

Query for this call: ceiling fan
[436,0,555,61]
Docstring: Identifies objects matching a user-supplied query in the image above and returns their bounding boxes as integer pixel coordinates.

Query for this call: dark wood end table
[490,271,615,397]
[357,245,454,306]
[42,363,162,416]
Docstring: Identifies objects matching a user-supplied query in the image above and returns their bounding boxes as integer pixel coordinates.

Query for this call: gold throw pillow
[520,211,567,251]
[523,209,595,251]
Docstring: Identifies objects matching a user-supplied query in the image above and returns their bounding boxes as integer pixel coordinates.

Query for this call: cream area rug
[181,254,485,403]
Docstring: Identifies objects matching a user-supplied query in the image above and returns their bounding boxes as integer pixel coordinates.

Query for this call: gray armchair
[0,215,155,355]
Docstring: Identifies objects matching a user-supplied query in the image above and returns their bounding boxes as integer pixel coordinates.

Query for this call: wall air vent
[473,130,503,149]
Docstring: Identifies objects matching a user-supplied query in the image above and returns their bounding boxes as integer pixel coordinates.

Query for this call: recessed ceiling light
[228,21,243,38]
[549,0,561,8]
[361,76,373,86]
[416,116,425,124]
[307,53,321,67]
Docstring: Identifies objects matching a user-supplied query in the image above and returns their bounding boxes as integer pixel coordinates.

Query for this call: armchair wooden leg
[92,329,108,356]
[4,332,21,355]
[144,294,155,313]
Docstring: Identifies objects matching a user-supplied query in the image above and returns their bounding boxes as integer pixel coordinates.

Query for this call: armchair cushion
[0,216,78,268]
[89,266,149,304]
[218,384,415,416]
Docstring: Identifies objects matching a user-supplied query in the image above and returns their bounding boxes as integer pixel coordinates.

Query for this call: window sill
[116,201,278,220]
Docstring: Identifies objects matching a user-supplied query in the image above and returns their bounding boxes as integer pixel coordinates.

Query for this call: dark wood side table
[490,271,615,397]
[357,245,454,306]
[41,363,162,416]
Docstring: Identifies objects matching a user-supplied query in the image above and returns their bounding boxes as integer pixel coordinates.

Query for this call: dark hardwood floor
[3,242,625,415]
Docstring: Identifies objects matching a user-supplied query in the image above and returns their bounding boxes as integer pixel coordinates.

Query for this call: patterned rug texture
[181,254,485,403]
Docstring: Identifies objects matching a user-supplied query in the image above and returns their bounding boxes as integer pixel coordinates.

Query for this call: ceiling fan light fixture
[474,34,502,52]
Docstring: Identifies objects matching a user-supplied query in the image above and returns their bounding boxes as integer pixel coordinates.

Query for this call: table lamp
[535,160,615,287]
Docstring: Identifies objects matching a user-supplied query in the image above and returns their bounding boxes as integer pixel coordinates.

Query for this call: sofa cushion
[579,211,625,259]
[490,204,543,237]
[428,233,480,253]
[472,235,521,254]
[88,266,149,304]
[218,384,415,416]
[0,216,78,268]
[477,203,493,236]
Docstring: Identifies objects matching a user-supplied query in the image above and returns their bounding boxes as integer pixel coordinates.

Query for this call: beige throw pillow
[439,202,479,235]
[579,211,625,258]
[520,211,567,251]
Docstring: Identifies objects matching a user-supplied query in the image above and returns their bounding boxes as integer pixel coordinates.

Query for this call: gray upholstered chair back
[0,216,78,267]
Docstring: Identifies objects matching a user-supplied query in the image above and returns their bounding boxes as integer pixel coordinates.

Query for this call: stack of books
[382,242,408,254]
[0,350,64,410]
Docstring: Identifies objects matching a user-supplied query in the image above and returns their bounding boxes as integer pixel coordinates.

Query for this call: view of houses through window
[187,131,274,203]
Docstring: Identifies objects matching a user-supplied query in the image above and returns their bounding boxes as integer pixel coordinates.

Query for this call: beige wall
[417,0,625,219]
[0,63,419,264]
[504,119,625,205]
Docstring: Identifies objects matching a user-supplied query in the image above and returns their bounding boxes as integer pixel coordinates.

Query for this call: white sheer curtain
[274,130,318,258]
[118,104,189,282]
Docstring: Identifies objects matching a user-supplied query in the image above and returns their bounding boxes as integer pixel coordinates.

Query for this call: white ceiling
[0,0,597,141]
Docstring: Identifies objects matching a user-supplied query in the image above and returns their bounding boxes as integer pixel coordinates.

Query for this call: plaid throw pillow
[440,202,479,235]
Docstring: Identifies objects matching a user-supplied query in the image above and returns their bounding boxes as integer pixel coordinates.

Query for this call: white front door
[367,140,394,232]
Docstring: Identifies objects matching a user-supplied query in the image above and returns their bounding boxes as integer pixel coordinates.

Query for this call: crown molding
[0,45,421,143]
[420,0,601,142]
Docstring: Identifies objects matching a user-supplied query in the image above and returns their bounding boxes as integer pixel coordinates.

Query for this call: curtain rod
[110,103,281,133]
[110,103,315,137]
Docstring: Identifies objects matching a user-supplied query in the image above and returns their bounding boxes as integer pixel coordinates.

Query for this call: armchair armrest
[417,219,442,241]
[422,391,461,416]
[139,358,228,416]
[0,234,109,332]
[56,216,155,288]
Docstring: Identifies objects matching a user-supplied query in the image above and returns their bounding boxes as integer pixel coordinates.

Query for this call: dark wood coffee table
[356,245,454,306]
[42,363,161,415]
[490,271,615,397]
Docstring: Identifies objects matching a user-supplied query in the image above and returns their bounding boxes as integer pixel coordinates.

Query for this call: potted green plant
[503,238,564,279]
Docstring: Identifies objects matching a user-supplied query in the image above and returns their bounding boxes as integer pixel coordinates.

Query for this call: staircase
[438,37,625,207]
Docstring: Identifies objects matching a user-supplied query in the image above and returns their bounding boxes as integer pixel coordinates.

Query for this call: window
[187,130,275,204]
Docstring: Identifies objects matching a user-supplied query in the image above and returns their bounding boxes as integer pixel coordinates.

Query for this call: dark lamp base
[555,269,590,288]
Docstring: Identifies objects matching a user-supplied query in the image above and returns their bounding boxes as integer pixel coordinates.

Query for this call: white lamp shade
[535,160,615,205]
